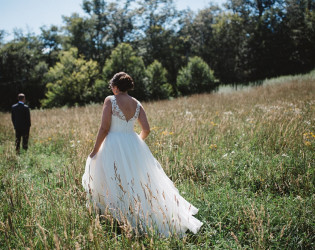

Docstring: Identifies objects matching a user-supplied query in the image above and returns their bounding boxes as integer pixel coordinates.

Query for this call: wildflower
[304,141,311,146]
[246,118,254,124]
[222,153,228,158]
[223,111,233,116]
[209,144,217,150]
[296,196,303,201]
[210,121,218,126]
[185,111,192,116]
[303,132,314,146]
[161,131,174,136]
[161,131,168,136]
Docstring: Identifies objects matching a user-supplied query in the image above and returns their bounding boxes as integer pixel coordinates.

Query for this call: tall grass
[0,75,314,249]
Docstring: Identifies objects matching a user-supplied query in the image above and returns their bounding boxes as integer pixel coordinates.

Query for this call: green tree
[80,0,136,68]
[135,0,181,87]
[145,60,172,100]
[283,0,315,74]
[181,7,218,60]
[0,30,6,46]
[221,0,315,81]
[106,1,136,47]
[211,12,248,82]
[42,48,99,108]
[102,43,147,100]
[81,0,110,66]
[176,56,216,95]
[0,35,47,110]
[62,13,96,63]
[178,6,228,82]
[40,25,62,67]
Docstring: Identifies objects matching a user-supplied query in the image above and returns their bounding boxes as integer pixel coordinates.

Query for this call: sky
[0,0,224,41]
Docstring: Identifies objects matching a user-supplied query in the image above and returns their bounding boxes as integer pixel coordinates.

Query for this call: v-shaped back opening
[113,95,139,122]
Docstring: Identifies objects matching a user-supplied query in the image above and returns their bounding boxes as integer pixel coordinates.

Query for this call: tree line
[0,0,314,110]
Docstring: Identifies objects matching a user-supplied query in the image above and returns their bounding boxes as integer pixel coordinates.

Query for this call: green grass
[0,73,314,249]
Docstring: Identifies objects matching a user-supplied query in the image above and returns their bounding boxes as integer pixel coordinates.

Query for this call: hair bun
[110,72,134,92]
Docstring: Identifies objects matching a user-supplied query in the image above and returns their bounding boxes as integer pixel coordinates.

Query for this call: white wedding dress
[82,95,202,237]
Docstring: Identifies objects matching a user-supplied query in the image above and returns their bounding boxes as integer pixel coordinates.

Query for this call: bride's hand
[89,151,97,158]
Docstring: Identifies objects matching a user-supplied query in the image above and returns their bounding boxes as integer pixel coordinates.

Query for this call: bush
[176,56,216,95]
[41,48,99,108]
[92,79,111,103]
[102,43,148,100]
[145,60,172,100]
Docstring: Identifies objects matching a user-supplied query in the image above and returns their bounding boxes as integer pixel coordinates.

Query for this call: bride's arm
[138,106,150,140]
[89,97,112,158]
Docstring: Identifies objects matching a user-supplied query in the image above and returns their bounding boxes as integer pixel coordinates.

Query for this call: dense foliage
[102,43,147,100]
[0,0,314,109]
[42,48,99,108]
[145,60,172,99]
[177,56,217,95]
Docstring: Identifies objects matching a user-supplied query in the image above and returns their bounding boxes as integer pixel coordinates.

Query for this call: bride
[82,72,202,237]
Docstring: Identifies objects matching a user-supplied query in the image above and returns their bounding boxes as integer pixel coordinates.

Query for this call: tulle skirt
[82,131,202,237]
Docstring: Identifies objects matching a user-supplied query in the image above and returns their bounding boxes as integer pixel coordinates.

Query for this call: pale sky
[0,0,225,41]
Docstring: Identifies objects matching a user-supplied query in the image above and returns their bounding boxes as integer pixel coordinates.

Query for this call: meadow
[0,72,314,249]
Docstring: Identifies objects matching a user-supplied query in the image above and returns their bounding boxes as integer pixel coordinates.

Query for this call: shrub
[102,43,148,100]
[145,60,172,100]
[92,79,111,103]
[41,48,99,108]
[176,56,216,95]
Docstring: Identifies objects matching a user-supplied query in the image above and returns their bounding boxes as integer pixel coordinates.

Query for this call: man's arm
[27,107,31,127]
[11,107,16,129]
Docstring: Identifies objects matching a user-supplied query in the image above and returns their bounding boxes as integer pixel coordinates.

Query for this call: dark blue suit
[11,102,31,151]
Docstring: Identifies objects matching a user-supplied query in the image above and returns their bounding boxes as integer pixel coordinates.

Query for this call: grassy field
[0,72,314,249]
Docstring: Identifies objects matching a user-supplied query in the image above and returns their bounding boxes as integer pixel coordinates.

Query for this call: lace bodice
[109,95,141,133]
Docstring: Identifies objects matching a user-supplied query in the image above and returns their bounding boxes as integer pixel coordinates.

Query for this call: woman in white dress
[82,72,202,237]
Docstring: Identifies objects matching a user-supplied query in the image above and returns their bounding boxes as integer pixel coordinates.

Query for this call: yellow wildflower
[161,131,174,136]
[304,141,311,146]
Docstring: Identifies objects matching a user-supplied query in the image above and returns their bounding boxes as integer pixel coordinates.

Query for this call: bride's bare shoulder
[104,96,113,106]
[105,95,114,101]
[131,97,140,104]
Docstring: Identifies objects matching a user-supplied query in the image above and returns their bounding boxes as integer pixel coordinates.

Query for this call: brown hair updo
[109,72,134,92]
